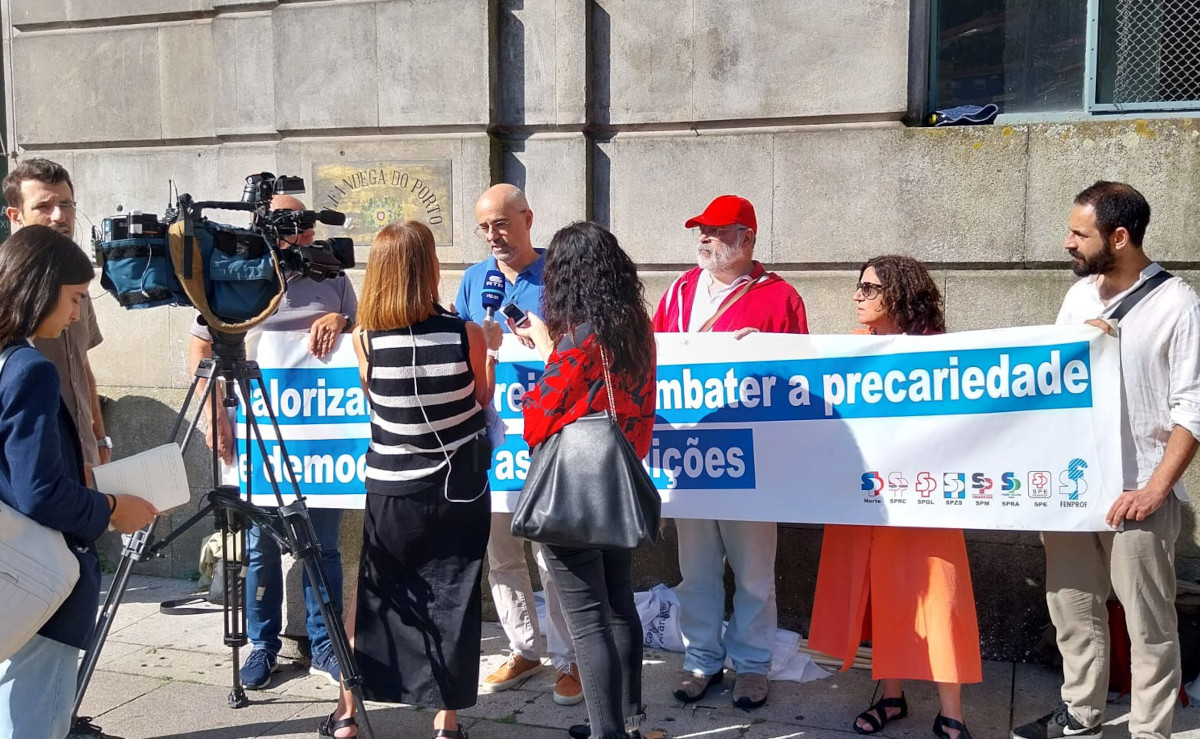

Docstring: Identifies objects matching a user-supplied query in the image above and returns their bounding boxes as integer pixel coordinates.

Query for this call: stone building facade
[5,0,1199,659]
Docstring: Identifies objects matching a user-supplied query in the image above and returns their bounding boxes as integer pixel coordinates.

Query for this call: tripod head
[208,325,249,364]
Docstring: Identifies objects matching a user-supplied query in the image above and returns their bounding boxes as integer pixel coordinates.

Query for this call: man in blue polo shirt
[454,184,580,706]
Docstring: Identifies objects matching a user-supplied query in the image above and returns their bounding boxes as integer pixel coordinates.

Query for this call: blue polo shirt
[455,252,545,331]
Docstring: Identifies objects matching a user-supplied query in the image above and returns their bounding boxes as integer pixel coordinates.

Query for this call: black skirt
[353,460,491,708]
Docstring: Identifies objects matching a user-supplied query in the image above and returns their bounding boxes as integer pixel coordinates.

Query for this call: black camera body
[94,173,355,329]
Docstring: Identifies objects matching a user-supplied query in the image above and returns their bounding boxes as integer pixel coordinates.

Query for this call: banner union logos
[1027,471,1052,498]
[855,467,1089,505]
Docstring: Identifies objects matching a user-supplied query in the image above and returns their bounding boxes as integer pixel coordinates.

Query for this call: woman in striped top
[321,221,500,739]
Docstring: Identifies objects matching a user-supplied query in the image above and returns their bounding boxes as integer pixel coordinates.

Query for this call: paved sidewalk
[76,576,1200,739]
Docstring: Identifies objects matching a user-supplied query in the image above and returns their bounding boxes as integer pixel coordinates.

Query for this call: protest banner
[231,325,1121,531]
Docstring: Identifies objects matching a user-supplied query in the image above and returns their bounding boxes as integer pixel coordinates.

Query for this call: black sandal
[433,729,467,739]
[852,693,908,735]
[932,713,972,739]
[318,711,357,738]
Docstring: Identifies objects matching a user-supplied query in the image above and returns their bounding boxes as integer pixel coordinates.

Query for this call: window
[1091,0,1200,111]
[928,0,1200,117]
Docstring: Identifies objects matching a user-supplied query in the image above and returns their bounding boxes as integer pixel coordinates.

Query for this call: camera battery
[102,212,163,241]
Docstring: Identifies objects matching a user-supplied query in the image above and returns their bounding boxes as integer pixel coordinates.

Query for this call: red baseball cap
[684,195,757,232]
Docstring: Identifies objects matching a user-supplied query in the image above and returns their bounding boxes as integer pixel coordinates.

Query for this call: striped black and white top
[364,312,485,492]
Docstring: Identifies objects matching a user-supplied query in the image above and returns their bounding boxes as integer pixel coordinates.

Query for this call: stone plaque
[312,160,453,245]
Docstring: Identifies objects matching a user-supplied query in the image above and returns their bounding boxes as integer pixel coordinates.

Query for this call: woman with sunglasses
[808,255,981,739]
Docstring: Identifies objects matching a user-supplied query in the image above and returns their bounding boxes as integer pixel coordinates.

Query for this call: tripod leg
[71,523,157,721]
[218,507,250,709]
[279,504,374,738]
[71,364,226,727]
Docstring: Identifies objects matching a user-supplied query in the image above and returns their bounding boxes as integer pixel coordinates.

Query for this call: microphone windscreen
[317,209,347,226]
[481,270,505,312]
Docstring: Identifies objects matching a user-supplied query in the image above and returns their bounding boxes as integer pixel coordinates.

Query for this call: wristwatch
[341,314,355,331]
[96,436,113,449]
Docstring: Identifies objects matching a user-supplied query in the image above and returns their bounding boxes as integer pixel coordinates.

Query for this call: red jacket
[522,329,657,458]
[652,263,809,334]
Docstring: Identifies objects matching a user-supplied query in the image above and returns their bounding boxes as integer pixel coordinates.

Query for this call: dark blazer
[0,341,110,649]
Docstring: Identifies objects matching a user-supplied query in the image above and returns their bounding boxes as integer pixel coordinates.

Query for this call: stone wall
[7,0,1200,661]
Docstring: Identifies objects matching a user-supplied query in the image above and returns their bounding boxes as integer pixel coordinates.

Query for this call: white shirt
[687,269,753,333]
[1057,262,1200,498]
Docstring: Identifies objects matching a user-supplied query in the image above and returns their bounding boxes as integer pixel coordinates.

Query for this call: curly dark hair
[860,255,945,335]
[541,221,654,379]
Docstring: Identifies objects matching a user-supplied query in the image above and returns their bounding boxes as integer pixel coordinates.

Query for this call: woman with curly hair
[808,255,981,739]
[509,221,656,739]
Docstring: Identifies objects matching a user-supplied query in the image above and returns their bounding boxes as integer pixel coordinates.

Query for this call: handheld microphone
[481,270,505,319]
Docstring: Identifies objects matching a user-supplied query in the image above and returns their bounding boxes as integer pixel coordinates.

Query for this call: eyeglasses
[474,210,527,240]
[691,225,747,241]
[855,281,884,300]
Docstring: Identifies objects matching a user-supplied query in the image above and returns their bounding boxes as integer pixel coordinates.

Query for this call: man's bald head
[478,183,528,213]
[271,194,306,212]
[270,194,313,247]
[474,184,536,272]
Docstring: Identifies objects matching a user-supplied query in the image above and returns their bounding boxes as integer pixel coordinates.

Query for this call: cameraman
[187,194,358,690]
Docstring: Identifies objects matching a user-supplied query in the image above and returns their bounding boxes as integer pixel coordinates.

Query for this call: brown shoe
[554,663,585,705]
[672,669,724,703]
[732,672,769,709]
[482,654,543,693]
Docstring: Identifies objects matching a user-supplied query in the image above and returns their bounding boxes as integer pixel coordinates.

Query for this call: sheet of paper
[92,443,190,513]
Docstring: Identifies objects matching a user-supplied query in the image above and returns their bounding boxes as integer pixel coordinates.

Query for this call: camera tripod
[71,330,374,738]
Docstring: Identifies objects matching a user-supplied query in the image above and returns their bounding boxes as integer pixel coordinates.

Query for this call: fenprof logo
[1059,458,1089,500]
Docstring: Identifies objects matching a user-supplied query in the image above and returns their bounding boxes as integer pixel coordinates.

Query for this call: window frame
[923,0,1200,122]
[1085,0,1200,113]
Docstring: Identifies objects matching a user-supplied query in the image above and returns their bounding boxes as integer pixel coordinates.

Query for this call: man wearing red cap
[653,195,808,709]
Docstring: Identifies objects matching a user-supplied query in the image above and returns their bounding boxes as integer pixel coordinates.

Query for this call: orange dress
[807,328,982,684]
[808,525,982,683]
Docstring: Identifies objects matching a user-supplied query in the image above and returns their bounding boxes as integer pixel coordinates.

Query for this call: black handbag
[511,349,660,550]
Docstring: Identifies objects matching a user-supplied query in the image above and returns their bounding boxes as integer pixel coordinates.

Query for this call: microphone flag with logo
[481,270,505,319]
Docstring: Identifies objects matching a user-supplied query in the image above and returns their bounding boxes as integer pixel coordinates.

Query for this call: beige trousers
[486,512,574,668]
[1043,495,1181,739]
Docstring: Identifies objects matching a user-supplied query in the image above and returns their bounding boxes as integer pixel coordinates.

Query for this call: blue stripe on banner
[646,429,756,490]
[488,433,533,491]
[644,342,1093,424]
[236,367,369,425]
[491,362,545,421]
[487,428,757,493]
[237,437,368,497]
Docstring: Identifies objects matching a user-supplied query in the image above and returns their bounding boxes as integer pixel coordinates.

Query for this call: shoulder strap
[356,330,375,411]
[1108,270,1174,322]
[700,279,756,333]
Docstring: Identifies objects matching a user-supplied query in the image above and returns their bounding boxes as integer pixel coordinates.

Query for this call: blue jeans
[0,634,79,739]
[246,507,344,657]
[675,518,778,676]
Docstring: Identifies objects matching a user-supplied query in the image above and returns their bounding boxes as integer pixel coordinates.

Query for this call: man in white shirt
[1012,182,1200,739]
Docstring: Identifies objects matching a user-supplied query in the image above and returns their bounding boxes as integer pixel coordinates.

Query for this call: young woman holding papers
[0,226,157,738]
